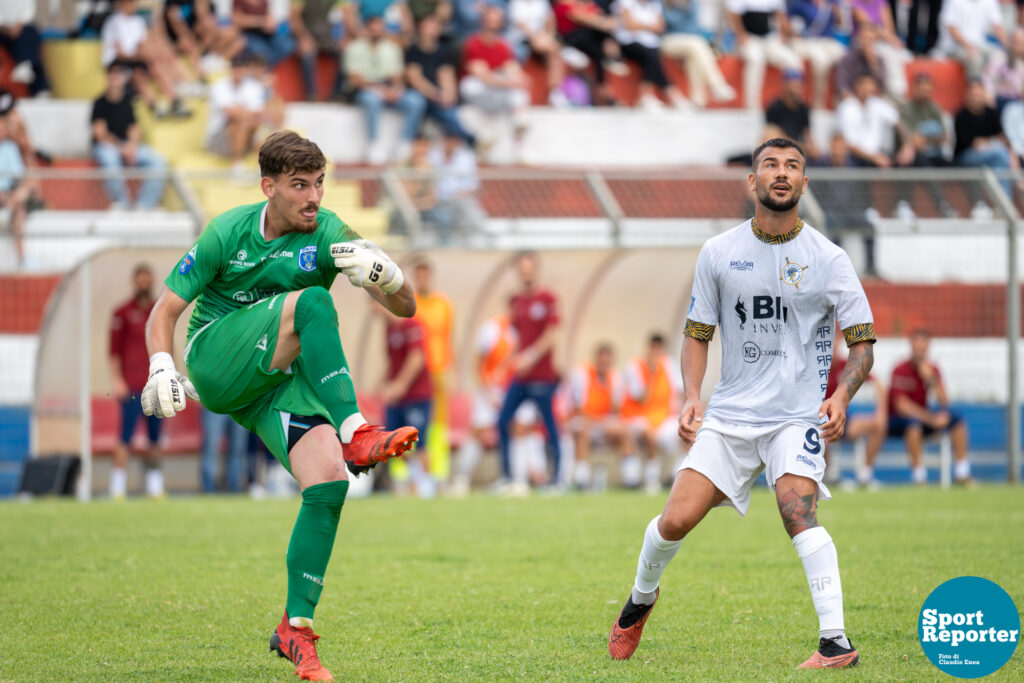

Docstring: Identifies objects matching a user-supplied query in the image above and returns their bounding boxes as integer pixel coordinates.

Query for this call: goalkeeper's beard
[292,204,319,233]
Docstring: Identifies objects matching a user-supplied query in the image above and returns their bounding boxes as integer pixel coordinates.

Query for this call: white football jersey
[685,219,874,426]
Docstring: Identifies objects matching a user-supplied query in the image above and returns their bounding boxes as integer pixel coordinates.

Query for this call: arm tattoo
[777,488,819,538]
[840,341,874,401]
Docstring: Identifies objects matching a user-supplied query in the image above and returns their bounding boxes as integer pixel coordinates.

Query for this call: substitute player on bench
[143,131,418,682]
[608,138,875,669]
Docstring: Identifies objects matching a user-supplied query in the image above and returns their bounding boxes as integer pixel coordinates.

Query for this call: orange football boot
[608,588,658,660]
[799,636,860,669]
[342,424,418,469]
[270,612,334,682]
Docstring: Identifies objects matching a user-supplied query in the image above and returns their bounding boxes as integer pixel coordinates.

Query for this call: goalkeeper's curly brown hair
[258,130,326,178]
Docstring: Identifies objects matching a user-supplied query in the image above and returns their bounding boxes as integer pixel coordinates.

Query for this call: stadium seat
[837,431,954,488]
[525,54,801,109]
[136,98,210,166]
[41,39,105,99]
[905,59,966,113]
[90,396,201,455]
[273,54,341,102]
[0,46,29,98]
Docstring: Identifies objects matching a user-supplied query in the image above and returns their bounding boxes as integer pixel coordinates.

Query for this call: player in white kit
[607,139,875,669]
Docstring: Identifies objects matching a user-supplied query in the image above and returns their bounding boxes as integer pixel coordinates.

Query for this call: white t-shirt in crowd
[101,11,149,66]
[724,0,784,17]
[612,0,665,48]
[205,75,267,142]
[836,95,899,155]
[427,144,479,201]
[937,0,1003,53]
[0,0,34,26]
[507,0,552,45]
[686,220,874,427]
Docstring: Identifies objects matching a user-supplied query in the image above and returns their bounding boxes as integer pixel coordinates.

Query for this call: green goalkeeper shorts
[184,293,334,471]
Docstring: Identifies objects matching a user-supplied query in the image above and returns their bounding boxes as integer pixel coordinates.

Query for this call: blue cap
[782,69,803,81]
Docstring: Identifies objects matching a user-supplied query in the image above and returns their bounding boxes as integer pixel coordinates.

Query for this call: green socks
[286,480,349,621]
[293,287,360,429]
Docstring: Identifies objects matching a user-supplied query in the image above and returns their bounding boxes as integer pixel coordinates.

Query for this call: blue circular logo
[918,577,1020,678]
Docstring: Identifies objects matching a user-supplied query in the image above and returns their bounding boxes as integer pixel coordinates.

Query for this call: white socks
[643,460,660,492]
[632,516,682,603]
[109,467,126,498]
[511,435,531,484]
[455,436,481,480]
[144,468,164,497]
[857,466,874,485]
[621,455,641,487]
[574,460,592,489]
[954,459,971,480]
[339,413,368,443]
[409,458,437,499]
[111,467,164,497]
[912,465,927,484]
[792,527,846,643]
[290,616,314,629]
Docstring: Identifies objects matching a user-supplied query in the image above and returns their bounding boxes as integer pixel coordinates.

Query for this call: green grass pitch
[1,485,1021,681]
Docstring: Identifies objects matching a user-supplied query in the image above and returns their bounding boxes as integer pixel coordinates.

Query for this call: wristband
[381,267,404,295]
[149,352,174,368]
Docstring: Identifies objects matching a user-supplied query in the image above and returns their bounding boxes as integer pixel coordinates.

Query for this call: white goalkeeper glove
[140,352,199,418]
[330,239,404,295]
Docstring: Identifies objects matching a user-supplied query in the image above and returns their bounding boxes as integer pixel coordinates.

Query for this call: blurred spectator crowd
[4,0,1024,261]
[5,0,1024,156]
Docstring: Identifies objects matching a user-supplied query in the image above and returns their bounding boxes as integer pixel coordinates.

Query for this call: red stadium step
[0,274,62,333]
[42,159,112,210]
[477,177,604,217]
[864,282,1013,338]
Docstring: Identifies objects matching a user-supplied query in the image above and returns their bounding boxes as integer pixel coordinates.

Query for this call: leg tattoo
[778,488,819,538]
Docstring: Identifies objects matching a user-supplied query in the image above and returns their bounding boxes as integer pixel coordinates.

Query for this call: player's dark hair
[751,137,805,170]
[854,72,880,88]
[133,263,152,276]
[649,333,665,346]
[910,328,932,339]
[416,11,440,29]
[259,130,326,179]
[596,342,614,355]
[515,250,539,265]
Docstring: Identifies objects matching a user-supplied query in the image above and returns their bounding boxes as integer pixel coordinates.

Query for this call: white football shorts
[677,418,831,516]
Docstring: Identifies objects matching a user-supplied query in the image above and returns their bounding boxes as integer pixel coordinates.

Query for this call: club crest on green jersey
[299,245,317,272]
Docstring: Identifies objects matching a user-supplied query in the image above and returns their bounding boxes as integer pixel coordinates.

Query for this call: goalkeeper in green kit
[142,131,418,682]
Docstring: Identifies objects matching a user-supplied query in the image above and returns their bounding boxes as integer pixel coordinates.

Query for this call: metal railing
[13,165,1023,484]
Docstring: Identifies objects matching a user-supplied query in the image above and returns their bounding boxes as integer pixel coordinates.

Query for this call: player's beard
[757,183,801,213]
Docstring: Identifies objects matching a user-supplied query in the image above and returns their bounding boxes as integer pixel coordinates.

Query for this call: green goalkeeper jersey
[165,202,360,341]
